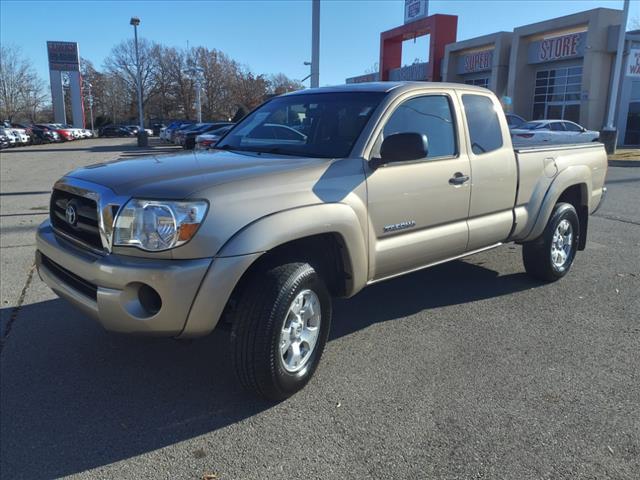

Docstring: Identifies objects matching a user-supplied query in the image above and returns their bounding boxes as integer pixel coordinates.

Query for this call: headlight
[113,199,208,251]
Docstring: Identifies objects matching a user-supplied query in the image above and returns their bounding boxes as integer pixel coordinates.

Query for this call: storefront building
[347,7,636,146]
[616,30,640,146]
[442,32,512,99]
[506,8,622,132]
[441,8,637,146]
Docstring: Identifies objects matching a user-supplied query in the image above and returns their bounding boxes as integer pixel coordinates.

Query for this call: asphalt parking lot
[0,138,638,480]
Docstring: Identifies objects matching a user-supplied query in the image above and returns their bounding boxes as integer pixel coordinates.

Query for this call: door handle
[449,172,470,185]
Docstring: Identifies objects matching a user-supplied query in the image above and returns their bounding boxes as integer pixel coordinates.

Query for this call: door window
[549,122,564,131]
[461,94,503,155]
[563,122,582,132]
[382,95,457,159]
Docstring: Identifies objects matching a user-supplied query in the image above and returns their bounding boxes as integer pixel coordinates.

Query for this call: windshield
[216,92,386,158]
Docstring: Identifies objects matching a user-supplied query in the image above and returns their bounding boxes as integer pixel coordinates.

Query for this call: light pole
[186,66,204,123]
[83,81,95,135]
[130,16,147,146]
[310,0,320,88]
[301,61,312,84]
[600,0,630,154]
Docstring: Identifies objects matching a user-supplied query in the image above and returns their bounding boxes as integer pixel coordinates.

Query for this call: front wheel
[230,262,332,400]
[522,202,579,282]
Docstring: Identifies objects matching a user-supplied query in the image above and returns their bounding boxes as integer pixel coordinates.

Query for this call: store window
[464,77,490,89]
[532,66,582,123]
[624,102,640,146]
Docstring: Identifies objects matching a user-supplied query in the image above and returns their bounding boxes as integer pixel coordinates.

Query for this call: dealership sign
[626,49,640,77]
[456,49,494,74]
[47,41,80,71]
[528,32,586,64]
[404,0,429,24]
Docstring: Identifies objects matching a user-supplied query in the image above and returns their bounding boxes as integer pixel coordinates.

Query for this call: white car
[511,120,600,146]
[195,125,234,150]
[0,128,18,146]
[11,128,29,145]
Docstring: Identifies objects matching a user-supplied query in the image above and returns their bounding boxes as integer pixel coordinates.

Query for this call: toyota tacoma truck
[36,82,607,399]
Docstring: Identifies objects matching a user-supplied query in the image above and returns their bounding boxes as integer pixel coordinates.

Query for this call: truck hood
[66,150,330,198]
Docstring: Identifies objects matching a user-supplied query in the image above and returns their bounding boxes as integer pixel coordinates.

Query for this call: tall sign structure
[47,41,85,128]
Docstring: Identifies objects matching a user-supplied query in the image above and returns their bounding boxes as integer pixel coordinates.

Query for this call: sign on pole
[47,41,80,71]
[626,49,640,77]
[404,0,429,24]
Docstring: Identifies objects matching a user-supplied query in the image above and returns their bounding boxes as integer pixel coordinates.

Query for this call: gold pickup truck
[36,82,607,399]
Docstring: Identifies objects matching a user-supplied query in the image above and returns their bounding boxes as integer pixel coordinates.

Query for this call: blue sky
[1,0,638,87]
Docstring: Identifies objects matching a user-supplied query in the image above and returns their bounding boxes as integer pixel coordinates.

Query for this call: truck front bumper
[36,220,260,338]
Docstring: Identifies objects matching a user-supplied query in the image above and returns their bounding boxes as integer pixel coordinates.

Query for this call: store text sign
[404,0,429,24]
[456,49,494,74]
[626,49,640,77]
[528,32,586,64]
[47,41,80,72]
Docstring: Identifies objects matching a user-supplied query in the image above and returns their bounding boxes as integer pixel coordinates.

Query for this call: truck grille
[50,189,103,251]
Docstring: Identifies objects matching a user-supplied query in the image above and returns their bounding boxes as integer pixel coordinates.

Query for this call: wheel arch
[217,203,369,298]
[522,165,592,245]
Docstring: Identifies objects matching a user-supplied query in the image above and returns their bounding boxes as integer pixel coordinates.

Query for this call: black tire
[522,202,579,282]
[230,262,332,400]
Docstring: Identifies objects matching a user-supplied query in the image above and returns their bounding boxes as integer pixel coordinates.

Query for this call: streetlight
[83,80,95,135]
[186,66,204,123]
[130,16,147,146]
[301,61,312,83]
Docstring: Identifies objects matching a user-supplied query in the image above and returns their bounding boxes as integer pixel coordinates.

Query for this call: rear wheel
[522,202,579,282]
[230,262,331,400]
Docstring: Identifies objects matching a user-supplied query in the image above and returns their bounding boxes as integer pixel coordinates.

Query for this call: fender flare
[217,203,369,296]
[524,165,592,242]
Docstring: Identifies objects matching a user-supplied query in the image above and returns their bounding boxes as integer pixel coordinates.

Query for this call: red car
[45,124,75,141]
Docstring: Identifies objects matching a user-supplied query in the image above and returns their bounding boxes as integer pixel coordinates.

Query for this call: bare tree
[103,38,158,121]
[0,44,46,122]
[268,73,304,96]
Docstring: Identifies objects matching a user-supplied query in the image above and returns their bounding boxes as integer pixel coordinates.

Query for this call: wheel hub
[551,219,573,270]
[279,289,321,373]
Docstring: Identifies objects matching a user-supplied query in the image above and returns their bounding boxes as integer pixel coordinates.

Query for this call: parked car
[505,113,526,129]
[181,122,233,149]
[152,123,165,136]
[99,125,136,137]
[36,83,607,400]
[195,124,234,150]
[0,128,17,146]
[0,130,11,149]
[160,121,189,142]
[31,125,60,144]
[11,123,34,142]
[511,120,600,145]
[169,121,195,143]
[10,128,30,145]
[47,124,75,141]
[173,123,205,146]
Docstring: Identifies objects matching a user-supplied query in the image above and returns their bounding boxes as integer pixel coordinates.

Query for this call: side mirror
[373,132,428,168]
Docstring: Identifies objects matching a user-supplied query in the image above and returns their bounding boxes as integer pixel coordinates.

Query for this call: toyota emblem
[65,204,78,226]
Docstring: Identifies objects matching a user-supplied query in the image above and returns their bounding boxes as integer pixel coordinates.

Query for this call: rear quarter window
[461,94,503,155]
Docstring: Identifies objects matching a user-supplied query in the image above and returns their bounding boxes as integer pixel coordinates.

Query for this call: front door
[366,93,471,280]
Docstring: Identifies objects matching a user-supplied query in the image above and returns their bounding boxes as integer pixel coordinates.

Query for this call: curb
[608,160,640,167]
